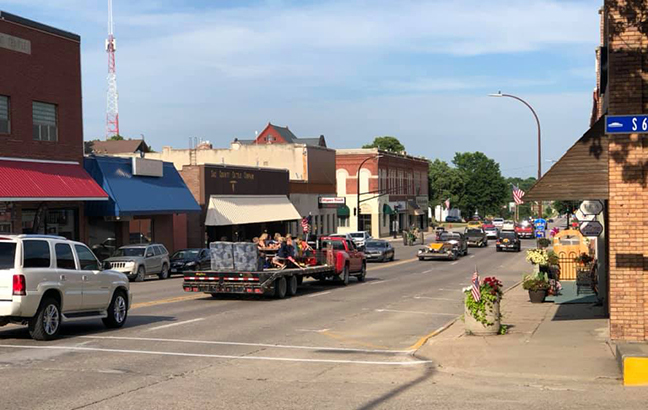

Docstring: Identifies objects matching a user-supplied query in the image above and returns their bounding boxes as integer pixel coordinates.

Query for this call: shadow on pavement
[356,366,436,410]
[551,303,607,321]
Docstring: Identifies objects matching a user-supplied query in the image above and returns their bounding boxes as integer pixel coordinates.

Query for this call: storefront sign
[319,197,345,205]
[579,200,604,216]
[132,157,163,177]
[575,209,595,222]
[0,33,31,55]
[580,221,603,237]
[204,165,289,196]
[606,115,648,134]
[415,196,428,208]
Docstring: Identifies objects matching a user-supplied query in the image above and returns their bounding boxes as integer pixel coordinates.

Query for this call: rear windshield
[172,250,199,259]
[467,229,482,234]
[350,233,365,238]
[113,248,145,257]
[439,233,460,241]
[499,232,517,239]
[321,240,345,250]
[366,241,386,248]
[0,242,16,269]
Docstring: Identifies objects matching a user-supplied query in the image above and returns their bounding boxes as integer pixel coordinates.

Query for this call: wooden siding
[525,117,608,201]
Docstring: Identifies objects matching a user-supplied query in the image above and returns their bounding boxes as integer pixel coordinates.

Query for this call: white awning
[205,195,302,226]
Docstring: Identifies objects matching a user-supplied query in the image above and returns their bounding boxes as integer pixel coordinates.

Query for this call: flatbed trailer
[183,264,337,299]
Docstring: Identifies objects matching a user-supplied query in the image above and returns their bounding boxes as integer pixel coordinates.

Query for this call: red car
[514,221,535,239]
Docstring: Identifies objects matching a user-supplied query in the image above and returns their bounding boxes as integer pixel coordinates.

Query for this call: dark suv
[496,231,521,252]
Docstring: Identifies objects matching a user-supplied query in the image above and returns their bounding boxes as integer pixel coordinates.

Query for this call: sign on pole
[579,221,603,237]
[606,115,648,134]
[579,200,604,216]
[575,209,595,222]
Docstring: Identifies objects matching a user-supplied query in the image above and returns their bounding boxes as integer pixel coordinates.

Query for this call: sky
[4,0,602,177]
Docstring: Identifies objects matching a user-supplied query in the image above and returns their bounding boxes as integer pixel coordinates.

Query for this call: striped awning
[205,195,301,226]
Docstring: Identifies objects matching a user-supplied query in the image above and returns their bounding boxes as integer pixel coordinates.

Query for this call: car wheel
[29,298,61,341]
[390,254,395,261]
[418,256,424,261]
[340,265,350,286]
[158,263,169,280]
[496,247,502,252]
[274,276,287,299]
[286,275,298,296]
[357,263,366,282]
[135,265,145,282]
[103,290,128,329]
[463,247,468,256]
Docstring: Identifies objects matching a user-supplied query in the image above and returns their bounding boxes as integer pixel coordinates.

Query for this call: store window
[0,95,10,134]
[33,101,58,141]
[338,216,350,227]
[22,208,78,241]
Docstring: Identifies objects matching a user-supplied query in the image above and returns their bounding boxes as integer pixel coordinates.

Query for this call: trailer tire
[286,275,298,296]
[274,276,287,299]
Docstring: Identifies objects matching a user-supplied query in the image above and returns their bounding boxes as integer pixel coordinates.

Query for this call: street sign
[605,115,648,134]
[575,209,595,222]
[579,200,604,216]
[579,221,603,237]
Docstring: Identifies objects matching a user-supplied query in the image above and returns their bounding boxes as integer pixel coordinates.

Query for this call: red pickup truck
[183,237,366,299]
[514,222,535,239]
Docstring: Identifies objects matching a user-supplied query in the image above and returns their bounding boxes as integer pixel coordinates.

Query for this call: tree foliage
[452,152,508,217]
[108,134,125,141]
[362,136,405,153]
[428,159,465,208]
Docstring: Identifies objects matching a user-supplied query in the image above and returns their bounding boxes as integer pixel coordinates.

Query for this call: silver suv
[105,244,170,281]
[0,235,131,340]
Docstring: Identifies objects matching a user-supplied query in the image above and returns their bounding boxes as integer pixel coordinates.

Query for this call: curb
[411,280,523,353]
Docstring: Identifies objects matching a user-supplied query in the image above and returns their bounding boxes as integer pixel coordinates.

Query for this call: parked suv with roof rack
[104,244,170,281]
[0,235,131,340]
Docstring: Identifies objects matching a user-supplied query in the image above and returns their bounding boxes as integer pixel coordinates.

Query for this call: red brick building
[0,11,107,240]
[336,149,429,237]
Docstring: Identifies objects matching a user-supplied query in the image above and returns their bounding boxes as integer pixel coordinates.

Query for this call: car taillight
[496,241,500,245]
[13,275,26,296]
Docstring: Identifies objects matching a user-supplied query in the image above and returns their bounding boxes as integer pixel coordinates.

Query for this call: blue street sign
[605,115,648,134]
[536,230,545,238]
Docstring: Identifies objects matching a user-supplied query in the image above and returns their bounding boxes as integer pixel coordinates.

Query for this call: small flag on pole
[471,269,481,302]
[512,185,525,205]
[445,198,450,209]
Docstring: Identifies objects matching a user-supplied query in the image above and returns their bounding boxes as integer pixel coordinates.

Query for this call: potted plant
[574,252,594,266]
[463,276,503,335]
[537,238,551,249]
[522,274,550,303]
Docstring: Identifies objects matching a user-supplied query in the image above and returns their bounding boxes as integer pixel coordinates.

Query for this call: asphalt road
[2,232,624,410]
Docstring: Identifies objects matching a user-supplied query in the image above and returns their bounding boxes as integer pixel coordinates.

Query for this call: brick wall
[605,1,648,341]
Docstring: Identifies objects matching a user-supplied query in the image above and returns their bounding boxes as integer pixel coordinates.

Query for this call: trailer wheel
[296,275,304,286]
[286,275,298,296]
[274,276,287,299]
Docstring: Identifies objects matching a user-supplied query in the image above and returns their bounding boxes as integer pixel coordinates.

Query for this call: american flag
[471,270,481,302]
[445,198,450,209]
[301,217,310,233]
[512,185,525,205]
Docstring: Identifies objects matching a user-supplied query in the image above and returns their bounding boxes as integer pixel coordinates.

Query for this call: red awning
[0,159,108,201]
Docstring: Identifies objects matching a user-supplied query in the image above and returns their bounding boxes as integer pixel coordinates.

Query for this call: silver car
[105,244,170,282]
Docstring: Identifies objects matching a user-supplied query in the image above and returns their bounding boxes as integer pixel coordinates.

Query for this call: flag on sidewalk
[512,185,525,205]
[301,216,311,233]
[471,270,481,302]
[444,198,450,209]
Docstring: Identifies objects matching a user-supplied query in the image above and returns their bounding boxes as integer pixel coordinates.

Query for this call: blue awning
[84,156,201,217]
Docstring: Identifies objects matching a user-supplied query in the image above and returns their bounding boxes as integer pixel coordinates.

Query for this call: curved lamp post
[489,91,542,218]
[356,155,383,231]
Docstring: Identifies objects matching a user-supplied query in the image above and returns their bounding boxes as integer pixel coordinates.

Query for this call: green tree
[108,134,124,141]
[362,136,405,153]
[452,152,507,218]
[505,176,537,219]
[553,200,579,216]
[428,159,465,209]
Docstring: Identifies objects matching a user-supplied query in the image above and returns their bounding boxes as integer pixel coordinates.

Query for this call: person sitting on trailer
[272,238,289,269]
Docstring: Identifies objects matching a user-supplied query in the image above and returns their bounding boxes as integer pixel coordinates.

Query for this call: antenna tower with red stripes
[105,0,120,139]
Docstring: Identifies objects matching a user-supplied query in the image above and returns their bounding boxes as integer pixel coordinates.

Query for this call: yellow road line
[131,293,207,309]
[407,317,459,351]
[368,257,418,270]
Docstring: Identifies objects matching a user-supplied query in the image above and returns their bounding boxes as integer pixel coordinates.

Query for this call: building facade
[0,11,107,240]
[336,149,429,238]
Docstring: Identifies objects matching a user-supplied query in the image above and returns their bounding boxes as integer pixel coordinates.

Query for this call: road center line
[451,261,459,265]
[147,318,204,331]
[369,279,391,286]
[306,291,331,298]
[0,344,429,366]
[80,335,414,354]
[374,309,457,316]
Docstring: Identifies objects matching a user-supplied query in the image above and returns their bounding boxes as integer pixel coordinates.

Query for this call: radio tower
[105,0,119,139]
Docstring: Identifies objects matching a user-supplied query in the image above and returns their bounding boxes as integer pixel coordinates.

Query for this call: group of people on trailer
[252,233,313,269]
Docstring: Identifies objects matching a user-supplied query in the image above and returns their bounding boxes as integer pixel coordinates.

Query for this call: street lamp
[356,154,383,232]
[489,91,542,218]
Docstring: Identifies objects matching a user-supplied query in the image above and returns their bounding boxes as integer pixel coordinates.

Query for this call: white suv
[0,235,131,340]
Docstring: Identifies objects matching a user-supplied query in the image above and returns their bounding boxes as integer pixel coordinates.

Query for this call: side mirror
[103,261,112,270]
[146,253,154,258]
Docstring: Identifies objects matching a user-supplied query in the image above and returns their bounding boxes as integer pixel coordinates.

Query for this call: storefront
[84,156,201,258]
[0,158,108,240]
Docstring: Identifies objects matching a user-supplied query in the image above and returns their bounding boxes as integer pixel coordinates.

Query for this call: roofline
[335,148,429,162]
[0,11,81,42]
[0,156,79,165]
[200,163,290,174]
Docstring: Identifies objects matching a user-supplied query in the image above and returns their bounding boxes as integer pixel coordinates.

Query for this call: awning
[84,156,200,217]
[525,117,608,201]
[0,159,108,201]
[383,203,394,215]
[408,201,426,216]
[206,195,301,226]
[337,205,350,217]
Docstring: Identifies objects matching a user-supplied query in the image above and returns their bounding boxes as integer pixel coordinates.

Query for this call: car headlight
[186,261,197,267]
[125,261,135,268]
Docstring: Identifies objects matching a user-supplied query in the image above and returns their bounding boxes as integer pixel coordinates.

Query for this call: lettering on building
[0,33,31,55]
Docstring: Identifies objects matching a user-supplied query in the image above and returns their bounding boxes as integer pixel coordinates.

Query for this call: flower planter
[528,289,546,303]
[464,301,500,336]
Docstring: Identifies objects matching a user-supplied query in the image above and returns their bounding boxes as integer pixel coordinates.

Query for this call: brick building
[0,11,107,240]
[526,1,648,342]
[336,149,429,237]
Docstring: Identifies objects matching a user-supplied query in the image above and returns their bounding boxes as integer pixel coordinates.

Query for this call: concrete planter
[528,289,546,303]
[464,301,500,336]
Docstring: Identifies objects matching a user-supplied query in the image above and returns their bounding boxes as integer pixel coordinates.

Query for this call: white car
[492,218,504,228]
[0,235,131,340]
[502,220,516,231]
[348,231,372,248]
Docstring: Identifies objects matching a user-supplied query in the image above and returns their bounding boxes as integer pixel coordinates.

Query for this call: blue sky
[5,0,601,177]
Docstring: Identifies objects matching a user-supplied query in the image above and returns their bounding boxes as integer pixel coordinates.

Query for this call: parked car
[104,243,170,281]
[364,240,395,262]
[502,220,516,231]
[0,234,131,340]
[514,220,535,239]
[467,220,483,228]
[418,231,468,261]
[482,223,499,239]
[465,228,488,247]
[91,237,116,261]
[348,231,372,248]
[445,215,462,223]
[170,248,211,274]
[492,218,504,228]
[496,231,521,252]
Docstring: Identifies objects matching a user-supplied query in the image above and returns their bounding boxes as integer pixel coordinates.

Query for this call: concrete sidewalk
[417,283,621,386]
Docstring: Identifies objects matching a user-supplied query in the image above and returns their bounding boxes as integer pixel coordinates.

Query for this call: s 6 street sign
[606,115,648,134]
[579,200,604,216]
[580,221,603,237]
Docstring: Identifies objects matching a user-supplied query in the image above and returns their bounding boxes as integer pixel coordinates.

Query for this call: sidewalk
[416,283,621,385]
